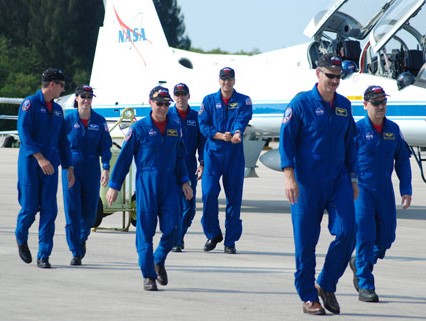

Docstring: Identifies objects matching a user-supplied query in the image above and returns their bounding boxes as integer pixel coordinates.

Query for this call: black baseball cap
[42,68,66,82]
[75,85,96,97]
[219,67,235,79]
[149,86,173,101]
[364,85,389,101]
[317,54,342,71]
[173,83,189,95]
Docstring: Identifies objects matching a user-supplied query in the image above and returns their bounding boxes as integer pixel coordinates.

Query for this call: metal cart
[92,108,137,232]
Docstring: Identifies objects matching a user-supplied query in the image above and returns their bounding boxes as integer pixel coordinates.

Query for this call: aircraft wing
[0,115,18,120]
[0,97,23,105]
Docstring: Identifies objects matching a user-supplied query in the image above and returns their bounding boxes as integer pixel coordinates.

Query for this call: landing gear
[93,197,104,228]
[410,146,426,183]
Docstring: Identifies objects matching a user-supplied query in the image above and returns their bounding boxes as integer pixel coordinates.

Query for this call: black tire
[130,193,137,227]
[93,198,104,228]
[2,135,16,148]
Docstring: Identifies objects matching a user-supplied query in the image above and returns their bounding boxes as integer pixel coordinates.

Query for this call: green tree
[0,0,233,103]
[0,0,104,92]
[153,0,191,49]
[0,0,30,46]
[0,36,39,97]
[0,0,192,92]
[27,0,104,87]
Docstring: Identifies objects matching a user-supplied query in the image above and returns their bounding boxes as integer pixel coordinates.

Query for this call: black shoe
[70,256,82,266]
[359,289,379,302]
[81,241,86,258]
[316,284,340,314]
[224,246,237,254]
[37,258,51,269]
[203,235,223,252]
[144,278,158,291]
[18,242,32,264]
[155,264,168,286]
[349,256,359,292]
[171,245,183,252]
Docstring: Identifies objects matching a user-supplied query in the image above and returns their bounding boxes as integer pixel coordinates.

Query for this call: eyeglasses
[80,94,93,99]
[174,92,187,97]
[369,99,387,107]
[54,81,65,88]
[320,70,341,80]
[155,101,171,107]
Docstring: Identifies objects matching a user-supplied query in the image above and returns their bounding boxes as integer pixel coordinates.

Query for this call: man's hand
[352,181,359,200]
[283,168,299,205]
[401,194,412,209]
[67,167,75,188]
[196,165,204,180]
[231,132,242,144]
[223,131,232,142]
[101,169,110,188]
[106,188,119,206]
[182,182,193,200]
[33,152,54,175]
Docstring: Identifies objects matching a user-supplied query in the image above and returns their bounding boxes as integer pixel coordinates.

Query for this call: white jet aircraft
[3,0,426,180]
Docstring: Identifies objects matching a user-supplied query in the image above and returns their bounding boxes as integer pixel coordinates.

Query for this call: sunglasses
[174,92,187,97]
[80,94,93,99]
[369,99,387,107]
[54,81,65,88]
[320,70,341,80]
[155,101,171,107]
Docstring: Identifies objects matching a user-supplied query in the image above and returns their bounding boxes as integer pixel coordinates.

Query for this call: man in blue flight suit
[349,85,412,302]
[169,83,205,252]
[16,68,75,268]
[279,54,358,315]
[198,67,253,254]
[62,85,112,266]
[105,86,193,291]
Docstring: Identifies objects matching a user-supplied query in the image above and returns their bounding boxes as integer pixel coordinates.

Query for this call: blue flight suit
[108,113,189,279]
[168,106,205,247]
[198,89,253,247]
[279,84,356,302]
[15,90,72,260]
[62,109,112,257]
[354,116,412,290]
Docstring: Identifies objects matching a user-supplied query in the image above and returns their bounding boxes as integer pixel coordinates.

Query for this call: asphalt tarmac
[0,146,425,321]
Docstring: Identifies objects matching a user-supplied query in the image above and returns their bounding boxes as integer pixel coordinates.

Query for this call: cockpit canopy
[305,0,425,86]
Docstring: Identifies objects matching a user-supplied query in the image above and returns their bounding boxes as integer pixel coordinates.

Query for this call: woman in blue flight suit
[62,85,112,266]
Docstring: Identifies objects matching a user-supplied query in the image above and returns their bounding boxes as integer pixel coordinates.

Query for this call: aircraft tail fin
[89,0,170,106]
